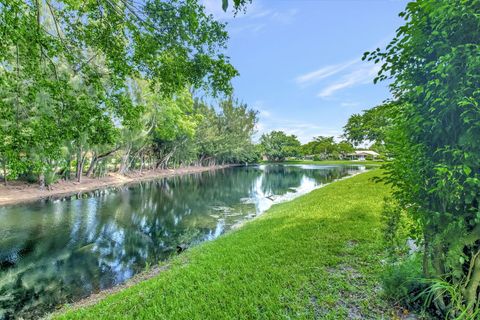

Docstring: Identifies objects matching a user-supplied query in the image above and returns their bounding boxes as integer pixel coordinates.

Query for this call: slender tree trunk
[423,232,430,278]
[38,172,45,190]
[432,241,447,312]
[65,154,72,180]
[464,251,480,310]
[86,153,97,178]
[76,147,84,183]
[119,146,131,174]
[140,154,145,173]
[2,160,7,186]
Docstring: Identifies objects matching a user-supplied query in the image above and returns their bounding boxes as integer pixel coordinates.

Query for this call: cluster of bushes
[365,1,480,318]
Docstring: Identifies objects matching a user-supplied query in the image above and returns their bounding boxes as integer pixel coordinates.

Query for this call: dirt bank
[0,165,235,206]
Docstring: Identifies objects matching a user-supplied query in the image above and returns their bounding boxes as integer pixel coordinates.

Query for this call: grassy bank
[263,160,383,166]
[58,170,394,319]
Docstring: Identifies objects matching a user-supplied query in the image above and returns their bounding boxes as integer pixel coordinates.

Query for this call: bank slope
[58,170,392,319]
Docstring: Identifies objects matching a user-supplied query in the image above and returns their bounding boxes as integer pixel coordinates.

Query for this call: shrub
[381,255,425,309]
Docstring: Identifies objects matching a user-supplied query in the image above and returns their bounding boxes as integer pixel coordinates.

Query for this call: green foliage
[381,255,424,310]
[0,0,252,186]
[381,197,418,260]
[301,136,354,160]
[343,102,398,147]
[188,98,259,165]
[418,278,480,319]
[260,131,301,162]
[366,0,480,316]
[222,0,252,13]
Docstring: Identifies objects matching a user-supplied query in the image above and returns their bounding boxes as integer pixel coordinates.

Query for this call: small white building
[349,150,379,161]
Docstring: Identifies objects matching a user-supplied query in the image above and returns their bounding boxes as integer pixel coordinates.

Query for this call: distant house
[348,150,379,161]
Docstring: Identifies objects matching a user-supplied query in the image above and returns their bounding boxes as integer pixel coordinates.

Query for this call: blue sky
[202,0,409,143]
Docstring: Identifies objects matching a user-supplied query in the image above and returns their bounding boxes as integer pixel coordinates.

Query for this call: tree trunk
[86,153,97,178]
[464,251,480,310]
[76,147,84,183]
[119,146,131,174]
[422,232,430,278]
[140,155,145,173]
[2,160,7,186]
[64,154,72,180]
[431,241,447,312]
[38,172,45,190]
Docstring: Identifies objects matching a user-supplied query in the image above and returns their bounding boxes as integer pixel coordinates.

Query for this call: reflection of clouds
[243,165,369,218]
[251,172,319,214]
[0,164,368,318]
[208,219,225,241]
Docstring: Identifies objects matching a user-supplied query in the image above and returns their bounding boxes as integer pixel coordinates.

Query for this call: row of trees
[346,0,480,317]
[0,0,258,188]
[300,136,355,160]
[259,131,356,162]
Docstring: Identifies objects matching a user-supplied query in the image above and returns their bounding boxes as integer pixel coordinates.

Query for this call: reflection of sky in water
[221,165,367,224]
[0,164,368,319]
[250,174,317,213]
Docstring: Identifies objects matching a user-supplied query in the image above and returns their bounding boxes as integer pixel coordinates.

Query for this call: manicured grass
[276,159,383,166]
[58,170,393,319]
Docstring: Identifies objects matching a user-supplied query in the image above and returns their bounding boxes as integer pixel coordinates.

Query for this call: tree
[260,131,301,162]
[343,101,398,147]
[190,98,259,166]
[366,0,480,316]
[0,0,241,187]
[300,137,354,160]
[336,140,355,159]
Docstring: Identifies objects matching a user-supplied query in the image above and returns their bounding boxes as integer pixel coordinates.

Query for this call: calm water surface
[0,164,367,319]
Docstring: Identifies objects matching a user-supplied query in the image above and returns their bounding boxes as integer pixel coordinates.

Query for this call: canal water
[0,164,367,319]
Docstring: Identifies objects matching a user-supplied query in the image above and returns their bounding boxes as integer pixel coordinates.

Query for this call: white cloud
[201,0,298,35]
[295,59,357,85]
[270,8,298,24]
[340,101,360,107]
[255,115,342,144]
[317,64,380,98]
[230,23,267,35]
[258,109,271,118]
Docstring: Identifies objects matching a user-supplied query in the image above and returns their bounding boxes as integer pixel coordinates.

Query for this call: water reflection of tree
[0,167,262,318]
[0,165,364,318]
[300,165,361,184]
[258,165,361,196]
[259,165,305,195]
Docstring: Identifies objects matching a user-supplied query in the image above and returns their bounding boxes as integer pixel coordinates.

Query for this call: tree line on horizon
[258,129,382,162]
[0,0,259,188]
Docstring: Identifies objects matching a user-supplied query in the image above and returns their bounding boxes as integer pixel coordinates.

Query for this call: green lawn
[263,160,383,166]
[58,170,394,319]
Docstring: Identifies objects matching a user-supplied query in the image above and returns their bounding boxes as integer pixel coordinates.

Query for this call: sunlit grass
[58,170,393,319]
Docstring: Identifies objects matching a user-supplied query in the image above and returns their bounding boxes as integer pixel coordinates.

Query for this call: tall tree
[260,131,301,162]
